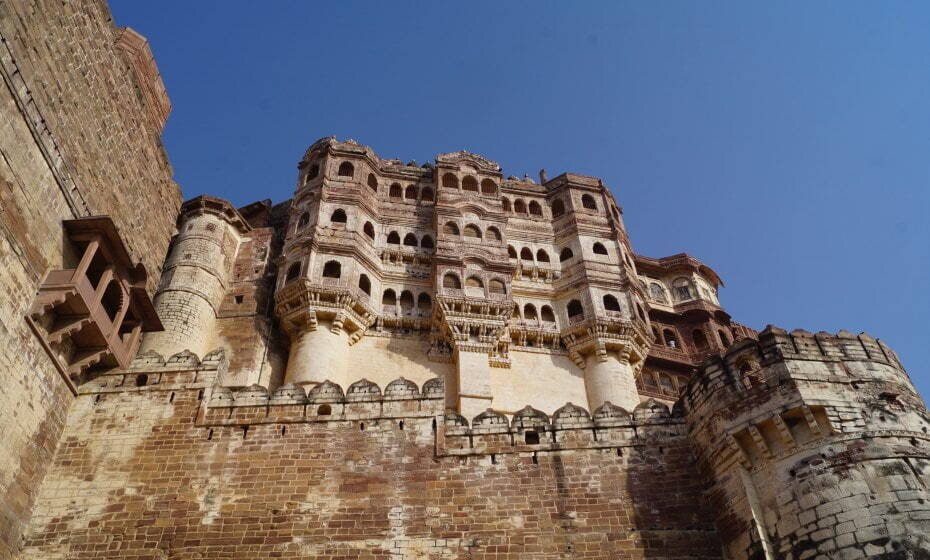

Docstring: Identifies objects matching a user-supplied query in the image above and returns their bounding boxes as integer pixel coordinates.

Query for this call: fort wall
[17,350,722,559]
[683,327,930,559]
[0,3,180,557]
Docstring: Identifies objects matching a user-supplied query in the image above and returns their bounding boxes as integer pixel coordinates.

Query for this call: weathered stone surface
[2,2,928,559]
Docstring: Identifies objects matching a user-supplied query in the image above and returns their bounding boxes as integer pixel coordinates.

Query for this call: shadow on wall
[626,399,723,559]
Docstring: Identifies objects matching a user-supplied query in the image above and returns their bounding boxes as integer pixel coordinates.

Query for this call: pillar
[284,320,349,388]
[583,349,639,411]
[453,349,494,420]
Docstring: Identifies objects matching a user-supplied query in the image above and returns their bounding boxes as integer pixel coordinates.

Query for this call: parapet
[76,347,228,394]
[202,376,445,426]
[177,195,252,234]
[681,325,920,431]
[442,398,685,458]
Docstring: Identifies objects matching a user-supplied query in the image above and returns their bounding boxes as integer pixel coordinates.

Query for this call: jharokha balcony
[27,217,162,389]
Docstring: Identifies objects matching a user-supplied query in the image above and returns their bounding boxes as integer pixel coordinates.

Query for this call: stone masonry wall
[18,353,721,559]
[0,3,180,558]
[684,328,930,560]
[0,1,181,292]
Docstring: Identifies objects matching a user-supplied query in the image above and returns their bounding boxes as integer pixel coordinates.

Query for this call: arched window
[592,242,608,255]
[382,289,397,306]
[649,283,668,303]
[285,262,301,284]
[387,231,400,244]
[322,261,341,278]
[443,222,459,236]
[528,201,542,216]
[719,330,731,347]
[523,303,538,321]
[486,227,502,241]
[512,307,522,320]
[581,194,597,210]
[417,293,432,310]
[514,199,527,213]
[420,235,434,249]
[389,183,403,198]
[663,329,678,348]
[480,179,496,194]
[331,209,347,223]
[693,329,709,351]
[520,247,534,261]
[305,163,319,181]
[551,199,565,217]
[603,294,621,312]
[507,245,517,259]
[338,161,354,177]
[297,212,310,229]
[502,197,512,212]
[462,176,478,192]
[658,374,676,395]
[465,276,484,296]
[404,185,418,199]
[489,279,506,295]
[463,224,482,239]
[443,273,461,289]
[672,278,694,301]
[567,299,584,319]
[363,221,375,241]
[559,248,574,262]
[442,173,459,189]
[403,233,418,247]
[358,274,371,295]
[367,173,378,191]
[400,291,414,313]
[541,305,555,323]
[536,249,550,263]
[420,187,434,202]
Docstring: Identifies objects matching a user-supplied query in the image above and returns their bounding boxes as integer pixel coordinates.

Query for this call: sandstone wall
[684,328,930,559]
[18,355,721,559]
[0,3,180,557]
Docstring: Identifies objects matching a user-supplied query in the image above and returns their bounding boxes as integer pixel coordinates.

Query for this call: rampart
[18,348,721,559]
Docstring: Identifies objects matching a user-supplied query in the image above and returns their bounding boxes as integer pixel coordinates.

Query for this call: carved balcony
[27,217,162,386]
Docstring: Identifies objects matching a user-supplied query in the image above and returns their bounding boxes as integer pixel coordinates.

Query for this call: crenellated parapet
[75,347,228,395]
[202,376,446,426]
[682,326,930,559]
[441,397,685,458]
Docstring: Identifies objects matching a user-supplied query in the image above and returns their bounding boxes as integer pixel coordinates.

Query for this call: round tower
[140,196,250,358]
[684,326,930,559]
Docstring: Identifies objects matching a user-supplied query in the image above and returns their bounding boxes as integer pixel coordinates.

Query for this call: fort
[0,2,928,559]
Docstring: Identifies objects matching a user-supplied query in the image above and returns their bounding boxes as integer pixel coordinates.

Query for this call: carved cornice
[435,151,501,174]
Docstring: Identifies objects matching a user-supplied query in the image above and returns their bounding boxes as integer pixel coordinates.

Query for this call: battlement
[682,325,916,417]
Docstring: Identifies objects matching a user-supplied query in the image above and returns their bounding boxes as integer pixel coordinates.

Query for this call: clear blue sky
[111,1,929,394]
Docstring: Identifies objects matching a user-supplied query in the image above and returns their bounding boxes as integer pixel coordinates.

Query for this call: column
[454,349,494,420]
[583,349,639,412]
[284,320,349,388]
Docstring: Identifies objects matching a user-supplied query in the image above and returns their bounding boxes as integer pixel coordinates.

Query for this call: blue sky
[111,1,929,394]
